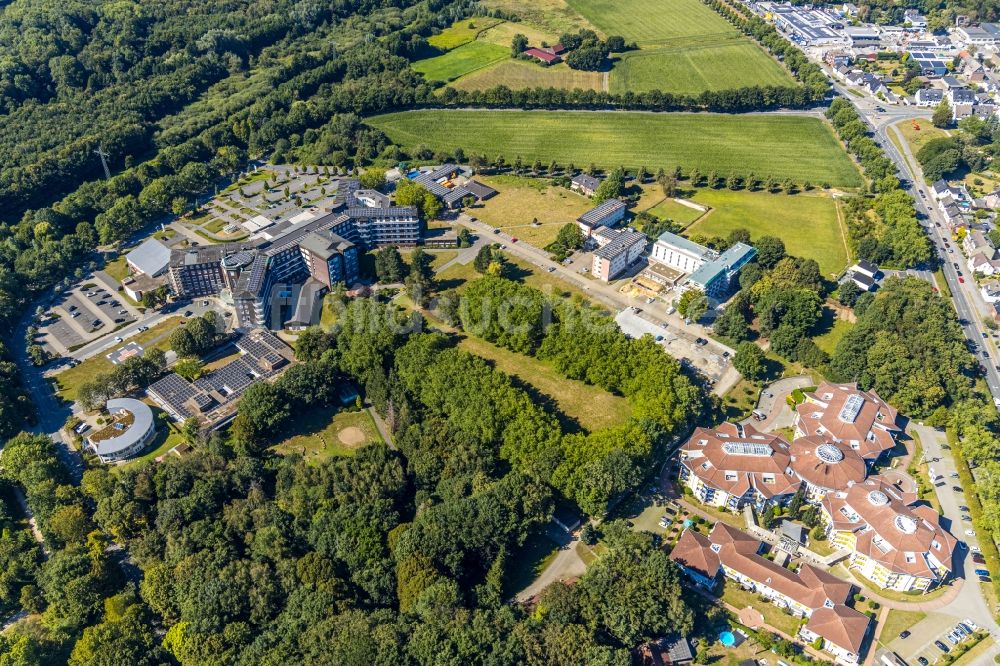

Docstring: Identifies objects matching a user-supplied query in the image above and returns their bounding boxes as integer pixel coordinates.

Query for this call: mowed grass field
[471,174,594,246]
[451,60,603,92]
[682,189,850,276]
[369,110,863,187]
[610,40,794,95]
[568,0,736,46]
[412,41,508,82]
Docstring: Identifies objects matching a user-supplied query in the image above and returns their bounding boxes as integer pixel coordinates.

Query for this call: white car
[965,529,976,536]
[114,336,123,343]
[964,618,979,631]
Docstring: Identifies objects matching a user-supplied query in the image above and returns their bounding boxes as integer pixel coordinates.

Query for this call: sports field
[369,110,863,187]
[682,189,850,276]
[412,41,508,82]
[610,41,793,95]
[451,59,603,92]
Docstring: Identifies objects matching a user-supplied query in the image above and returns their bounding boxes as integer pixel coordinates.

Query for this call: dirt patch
[337,426,366,446]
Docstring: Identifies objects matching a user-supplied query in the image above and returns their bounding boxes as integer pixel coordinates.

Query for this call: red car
[959,276,965,283]
[511,237,519,243]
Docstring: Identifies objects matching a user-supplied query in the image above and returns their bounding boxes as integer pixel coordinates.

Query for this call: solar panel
[839,393,864,423]
[721,441,773,456]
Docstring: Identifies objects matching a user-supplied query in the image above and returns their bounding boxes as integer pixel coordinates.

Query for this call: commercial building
[686,242,756,298]
[167,181,414,328]
[651,231,715,274]
[147,328,294,428]
[821,479,957,592]
[126,238,171,277]
[794,383,899,462]
[759,3,846,46]
[671,523,870,664]
[650,232,755,298]
[590,227,647,281]
[576,199,627,236]
[86,398,157,463]
[957,23,1000,45]
[678,422,800,512]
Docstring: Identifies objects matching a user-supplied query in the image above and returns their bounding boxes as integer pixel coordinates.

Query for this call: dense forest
[0,298,702,663]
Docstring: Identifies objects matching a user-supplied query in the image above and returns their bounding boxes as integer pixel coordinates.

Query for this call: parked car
[964,618,979,631]
[944,632,958,645]
[972,553,986,564]
[954,624,969,637]
[695,338,708,346]
[959,276,965,283]
[74,422,90,434]
[917,658,928,666]
[975,568,990,577]
[899,630,910,639]
[137,325,148,332]
[511,237,518,243]
[979,575,992,583]
[955,486,964,493]
[960,505,971,512]
[71,311,80,318]
[114,336,123,343]
[934,640,949,652]
[962,514,972,521]
[183,310,193,316]
[546,266,555,273]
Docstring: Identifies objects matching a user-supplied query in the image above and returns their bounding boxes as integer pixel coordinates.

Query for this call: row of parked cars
[900,618,980,665]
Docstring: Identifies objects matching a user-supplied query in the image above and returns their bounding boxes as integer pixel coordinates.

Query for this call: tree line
[826,98,931,267]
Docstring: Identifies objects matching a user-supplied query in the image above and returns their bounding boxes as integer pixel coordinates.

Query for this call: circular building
[790,436,867,500]
[86,398,156,463]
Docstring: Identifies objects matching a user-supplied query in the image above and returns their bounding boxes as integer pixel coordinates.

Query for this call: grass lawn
[203,217,232,234]
[720,580,802,637]
[894,117,949,156]
[103,256,129,283]
[458,333,631,432]
[370,110,862,187]
[644,198,706,227]
[451,59,603,92]
[412,41,508,82]
[813,315,853,355]
[428,17,504,50]
[119,406,185,470]
[721,377,762,422]
[502,529,561,597]
[878,609,925,646]
[610,40,793,96]
[471,174,594,247]
[953,636,995,666]
[53,317,184,402]
[272,407,382,460]
[684,189,850,276]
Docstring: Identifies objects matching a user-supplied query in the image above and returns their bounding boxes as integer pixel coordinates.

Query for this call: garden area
[272,407,383,460]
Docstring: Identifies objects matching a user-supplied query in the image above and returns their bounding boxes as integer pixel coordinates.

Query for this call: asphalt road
[835,83,1000,400]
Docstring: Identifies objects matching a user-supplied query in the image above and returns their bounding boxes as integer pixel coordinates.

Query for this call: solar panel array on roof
[147,373,203,418]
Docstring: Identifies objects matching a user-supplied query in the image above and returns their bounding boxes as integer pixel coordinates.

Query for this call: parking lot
[615,307,729,382]
[886,613,983,665]
[40,281,138,355]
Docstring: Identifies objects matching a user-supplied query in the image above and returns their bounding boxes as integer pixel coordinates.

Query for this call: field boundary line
[833,198,852,272]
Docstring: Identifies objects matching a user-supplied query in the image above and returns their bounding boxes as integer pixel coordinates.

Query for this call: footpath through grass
[370,110,862,187]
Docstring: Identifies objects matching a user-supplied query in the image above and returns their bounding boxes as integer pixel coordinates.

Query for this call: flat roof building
[86,398,156,463]
[576,199,627,236]
[126,238,171,277]
[591,228,647,281]
[687,242,756,298]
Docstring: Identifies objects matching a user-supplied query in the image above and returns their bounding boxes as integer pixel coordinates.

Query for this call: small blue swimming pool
[406,170,421,179]
[683,518,693,528]
[719,631,736,647]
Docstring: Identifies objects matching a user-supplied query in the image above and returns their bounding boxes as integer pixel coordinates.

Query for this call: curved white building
[86,398,156,463]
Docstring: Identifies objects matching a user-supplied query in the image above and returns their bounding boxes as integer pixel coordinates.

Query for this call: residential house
[914,88,944,107]
[678,422,800,513]
[941,75,965,89]
[963,229,993,257]
[969,251,1000,275]
[576,199,627,237]
[844,260,879,291]
[570,173,602,197]
[825,50,853,67]
[984,188,1000,209]
[850,259,879,280]
[979,280,1000,303]
[794,383,900,462]
[671,523,871,664]
[523,46,562,64]
[820,479,957,592]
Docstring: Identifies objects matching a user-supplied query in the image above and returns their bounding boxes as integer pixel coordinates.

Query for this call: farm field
[470,174,594,247]
[684,188,849,276]
[369,110,863,187]
[480,0,599,36]
[427,17,504,50]
[412,41,508,82]
[610,41,793,95]
[451,59,603,92]
[568,0,736,46]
